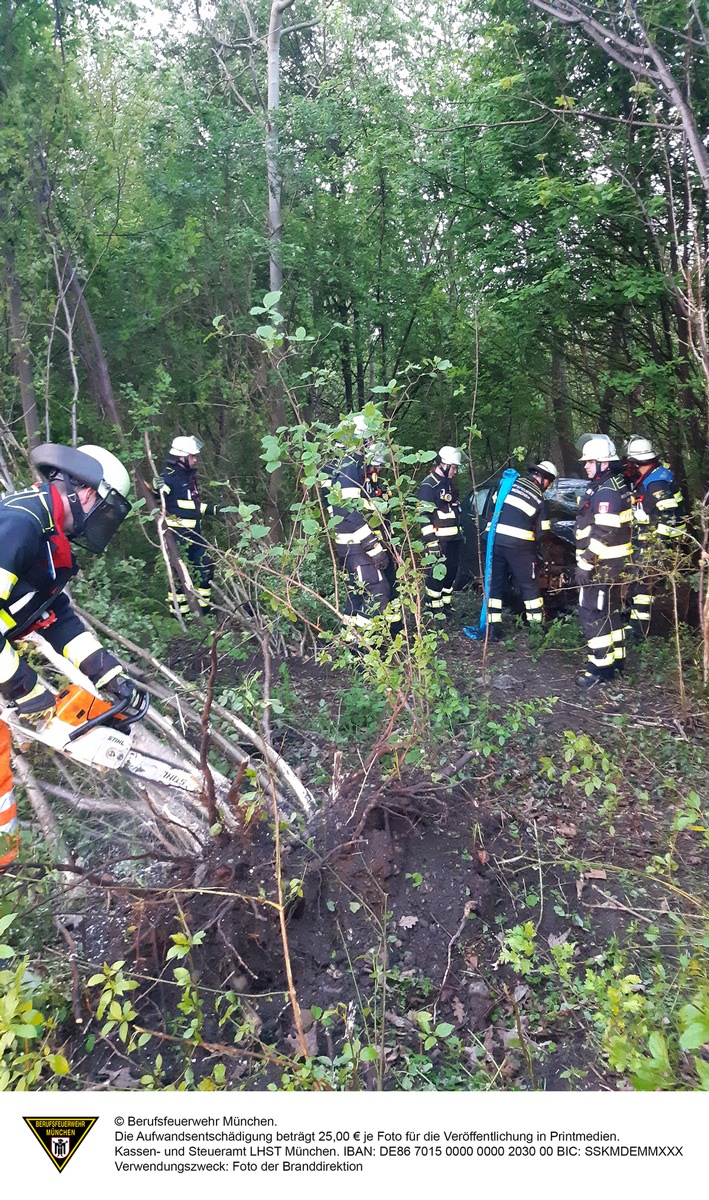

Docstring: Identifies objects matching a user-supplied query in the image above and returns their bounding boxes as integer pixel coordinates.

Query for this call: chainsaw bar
[3,710,204,797]
[122,749,203,795]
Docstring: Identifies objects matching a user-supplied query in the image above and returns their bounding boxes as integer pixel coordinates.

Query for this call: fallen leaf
[547,931,569,948]
[399,914,418,929]
[476,849,489,865]
[464,950,479,969]
[452,996,466,1023]
[556,822,577,837]
[386,1010,413,1030]
[586,868,607,880]
[284,1020,318,1059]
[576,876,586,900]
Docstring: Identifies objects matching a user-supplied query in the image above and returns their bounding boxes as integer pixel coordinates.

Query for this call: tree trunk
[3,238,40,449]
[549,347,577,475]
[262,0,295,539]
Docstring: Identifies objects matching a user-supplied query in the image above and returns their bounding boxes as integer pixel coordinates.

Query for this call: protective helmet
[438,446,463,466]
[529,459,558,482]
[625,436,657,463]
[350,413,371,439]
[170,435,203,457]
[578,435,619,463]
[31,442,131,554]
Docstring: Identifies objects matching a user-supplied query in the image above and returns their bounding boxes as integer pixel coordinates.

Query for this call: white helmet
[80,445,131,499]
[350,413,371,439]
[529,460,558,481]
[625,436,657,463]
[170,435,204,457]
[578,435,619,463]
[31,442,132,554]
[438,446,463,466]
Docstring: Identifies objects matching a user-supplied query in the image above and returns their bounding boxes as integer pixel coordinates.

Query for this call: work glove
[103,672,143,715]
[366,540,389,570]
[13,681,56,721]
[575,566,594,588]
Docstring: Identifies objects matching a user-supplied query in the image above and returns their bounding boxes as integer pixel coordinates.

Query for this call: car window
[546,497,578,521]
[473,487,491,517]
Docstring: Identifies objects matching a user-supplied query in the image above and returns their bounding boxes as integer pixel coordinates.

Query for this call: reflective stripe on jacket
[633,466,686,543]
[417,471,461,547]
[488,474,549,548]
[576,468,633,583]
[0,484,119,700]
[326,454,386,560]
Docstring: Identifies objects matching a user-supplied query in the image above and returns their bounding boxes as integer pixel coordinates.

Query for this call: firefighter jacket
[575,467,633,585]
[632,466,686,546]
[487,474,550,550]
[417,470,461,551]
[156,456,215,534]
[0,484,122,703]
[326,454,388,564]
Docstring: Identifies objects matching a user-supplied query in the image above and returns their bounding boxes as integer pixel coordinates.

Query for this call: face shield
[70,486,132,554]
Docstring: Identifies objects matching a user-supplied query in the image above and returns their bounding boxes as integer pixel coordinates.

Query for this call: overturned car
[457,475,581,610]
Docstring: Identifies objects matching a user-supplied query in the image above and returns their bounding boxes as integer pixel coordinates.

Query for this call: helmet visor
[73,488,131,554]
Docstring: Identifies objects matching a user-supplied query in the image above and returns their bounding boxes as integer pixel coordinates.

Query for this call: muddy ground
[70,602,709,1092]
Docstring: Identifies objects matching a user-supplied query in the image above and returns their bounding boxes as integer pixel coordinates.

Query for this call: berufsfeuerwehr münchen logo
[23,1116,98,1172]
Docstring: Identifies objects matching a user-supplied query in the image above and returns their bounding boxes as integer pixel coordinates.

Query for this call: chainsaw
[4,684,205,796]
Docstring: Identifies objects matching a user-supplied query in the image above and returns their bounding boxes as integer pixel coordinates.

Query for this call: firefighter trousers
[488,543,544,626]
[424,541,460,613]
[339,548,392,636]
[0,720,18,868]
[578,584,625,676]
[168,529,214,614]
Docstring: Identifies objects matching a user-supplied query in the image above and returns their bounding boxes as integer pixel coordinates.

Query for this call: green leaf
[0,945,15,958]
[360,1045,378,1062]
[680,1021,709,1050]
[263,291,281,309]
[694,1057,709,1089]
[434,1022,455,1038]
[349,902,362,913]
[0,914,17,937]
[49,1054,70,1075]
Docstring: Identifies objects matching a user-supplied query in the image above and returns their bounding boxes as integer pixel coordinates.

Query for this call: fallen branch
[73,606,316,819]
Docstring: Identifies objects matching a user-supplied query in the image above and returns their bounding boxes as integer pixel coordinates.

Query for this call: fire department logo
[23,1116,98,1172]
[598,502,610,513]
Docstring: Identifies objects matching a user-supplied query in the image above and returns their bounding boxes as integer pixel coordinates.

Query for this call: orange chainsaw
[5,684,205,794]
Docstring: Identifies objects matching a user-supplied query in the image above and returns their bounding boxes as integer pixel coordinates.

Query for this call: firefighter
[485,461,557,639]
[0,443,139,868]
[327,414,392,640]
[624,436,686,638]
[418,447,463,616]
[156,435,217,614]
[575,435,633,688]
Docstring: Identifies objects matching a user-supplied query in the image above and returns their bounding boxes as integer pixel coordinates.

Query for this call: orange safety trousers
[0,719,18,868]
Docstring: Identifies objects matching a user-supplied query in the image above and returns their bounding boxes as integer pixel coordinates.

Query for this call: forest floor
[69,603,709,1092]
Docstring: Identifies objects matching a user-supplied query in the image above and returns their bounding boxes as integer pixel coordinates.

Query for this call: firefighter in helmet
[417,447,463,616]
[326,413,393,642]
[624,436,686,638]
[0,443,139,868]
[156,435,218,615]
[575,435,633,687]
[485,460,557,639]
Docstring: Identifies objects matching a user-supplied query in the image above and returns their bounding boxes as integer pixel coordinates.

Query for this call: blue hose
[463,469,519,640]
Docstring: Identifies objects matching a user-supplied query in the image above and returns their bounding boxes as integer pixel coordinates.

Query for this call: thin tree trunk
[549,347,577,475]
[3,239,40,448]
[262,0,295,538]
